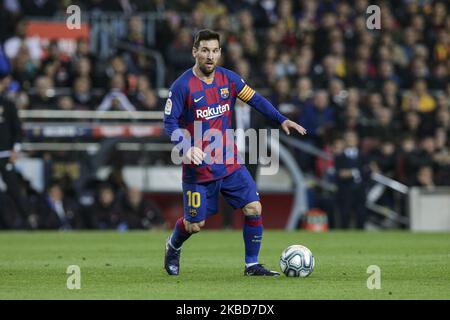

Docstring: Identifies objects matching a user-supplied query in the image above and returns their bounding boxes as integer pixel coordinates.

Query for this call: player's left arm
[229,71,306,136]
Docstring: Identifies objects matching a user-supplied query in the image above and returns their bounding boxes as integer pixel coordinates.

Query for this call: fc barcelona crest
[220,87,229,99]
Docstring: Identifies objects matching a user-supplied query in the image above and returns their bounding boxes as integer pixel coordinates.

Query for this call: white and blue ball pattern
[280,245,315,277]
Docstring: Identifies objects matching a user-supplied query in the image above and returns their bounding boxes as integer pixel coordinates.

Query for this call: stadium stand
[0,0,449,230]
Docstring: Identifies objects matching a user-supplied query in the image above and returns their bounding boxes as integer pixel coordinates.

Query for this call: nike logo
[194,96,204,103]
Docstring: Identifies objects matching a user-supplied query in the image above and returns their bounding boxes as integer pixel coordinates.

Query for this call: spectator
[313,55,341,89]
[433,127,450,184]
[1,171,40,229]
[41,40,71,87]
[4,20,43,63]
[277,0,296,34]
[72,38,96,67]
[328,78,346,109]
[0,71,35,229]
[381,80,401,111]
[274,52,295,78]
[107,166,128,196]
[429,63,448,90]
[196,0,228,24]
[100,55,128,89]
[402,79,436,113]
[413,166,436,191]
[82,184,119,229]
[396,134,417,185]
[72,56,92,80]
[119,15,155,77]
[214,14,233,46]
[116,187,166,230]
[293,55,312,80]
[369,140,397,178]
[436,106,450,132]
[337,103,364,136]
[72,76,96,110]
[129,75,160,111]
[225,43,244,71]
[190,8,207,35]
[56,96,75,111]
[134,89,159,111]
[375,61,401,89]
[240,30,259,65]
[347,59,375,90]
[409,136,438,173]
[314,11,338,63]
[334,131,369,229]
[10,43,39,90]
[121,15,148,50]
[299,90,335,147]
[166,27,194,80]
[270,77,296,119]
[291,77,313,120]
[97,74,136,111]
[237,9,254,32]
[29,75,56,109]
[432,29,449,64]
[370,107,398,142]
[15,91,30,110]
[401,111,422,139]
[36,181,79,230]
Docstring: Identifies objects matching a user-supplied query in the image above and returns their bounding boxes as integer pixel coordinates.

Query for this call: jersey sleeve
[163,81,191,152]
[226,69,287,124]
[225,70,256,103]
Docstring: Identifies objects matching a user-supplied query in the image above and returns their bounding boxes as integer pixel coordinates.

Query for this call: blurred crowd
[0,0,449,229]
[0,165,167,230]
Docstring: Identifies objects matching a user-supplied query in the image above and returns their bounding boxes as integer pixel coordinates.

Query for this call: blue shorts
[182,166,260,223]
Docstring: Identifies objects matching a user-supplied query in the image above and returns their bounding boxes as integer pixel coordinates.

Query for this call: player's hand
[185,146,206,165]
[281,120,307,136]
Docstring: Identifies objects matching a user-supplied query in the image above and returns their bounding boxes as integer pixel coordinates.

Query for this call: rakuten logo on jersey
[196,104,230,120]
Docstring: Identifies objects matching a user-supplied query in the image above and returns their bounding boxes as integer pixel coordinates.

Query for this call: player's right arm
[226,69,306,136]
[163,81,205,165]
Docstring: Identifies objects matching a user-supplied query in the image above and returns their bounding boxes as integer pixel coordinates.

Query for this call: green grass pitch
[0,231,449,299]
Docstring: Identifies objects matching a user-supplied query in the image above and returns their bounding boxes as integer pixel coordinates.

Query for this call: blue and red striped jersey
[164,66,287,183]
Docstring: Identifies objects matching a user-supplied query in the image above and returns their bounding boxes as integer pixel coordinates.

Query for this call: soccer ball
[279,245,315,277]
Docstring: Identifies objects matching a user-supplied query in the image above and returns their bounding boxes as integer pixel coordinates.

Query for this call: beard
[199,62,215,76]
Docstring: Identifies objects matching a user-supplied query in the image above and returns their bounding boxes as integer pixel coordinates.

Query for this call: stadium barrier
[280,133,411,228]
[409,187,450,231]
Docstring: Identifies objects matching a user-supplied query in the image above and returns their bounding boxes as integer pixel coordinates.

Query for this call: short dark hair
[193,29,220,48]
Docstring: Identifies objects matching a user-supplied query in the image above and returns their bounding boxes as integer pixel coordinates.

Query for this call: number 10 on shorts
[186,191,201,208]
